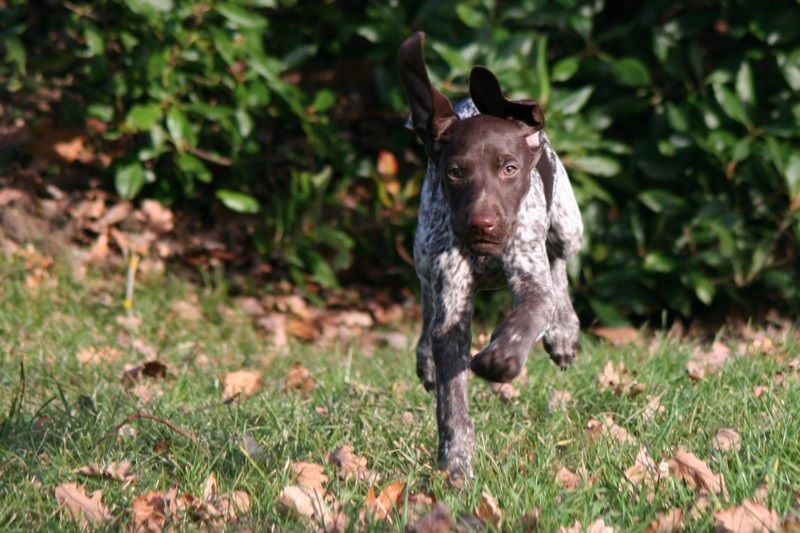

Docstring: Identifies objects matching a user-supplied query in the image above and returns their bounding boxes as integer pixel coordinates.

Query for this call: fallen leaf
[547,390,573,414]
[587,415,635,445]
[140,199,174,234]
[560,520,584,533]
[406,502,452,533]
[171,299,203,321]
[365,481,406,521]
[74,460,137,485]
[279,485,332,526]
[521,508,541,531]
[641,394,666,422]
[669,448,726,496]
[292,461,329,491]
[76,346,122,365]
[587,518,615,533]
[597,361,645,396]
[285,362,317,393]
[130,489,173,531]
[287,319,321,342]
[753,385,768,398]
[713,428,742,453]
[475,490,502,528]
[555,467,581,491]
[788,357,800,371]
[329,445,378,483]
[715,499,780,532]
[623,447,669,500]
[54,483,113,527]
[490,381,520,402]
[591,326,639,345]
[646,509,684,532]
[121,360,169,385]
[223,369,264,401]
[686,361,706,381]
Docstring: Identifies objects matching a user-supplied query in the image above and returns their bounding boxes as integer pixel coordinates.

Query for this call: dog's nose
[468,212,498,235]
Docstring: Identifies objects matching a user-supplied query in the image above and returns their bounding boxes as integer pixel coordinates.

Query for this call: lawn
[1,248,799,531]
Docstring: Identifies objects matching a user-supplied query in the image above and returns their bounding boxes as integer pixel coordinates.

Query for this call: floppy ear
[471,66,553,209]
[469,66,544,131]
[396,32,458,160]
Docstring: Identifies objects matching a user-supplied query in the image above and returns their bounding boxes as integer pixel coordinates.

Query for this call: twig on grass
[104,412,197,443]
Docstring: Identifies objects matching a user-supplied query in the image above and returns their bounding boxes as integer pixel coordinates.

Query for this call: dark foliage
[2,0,799,324]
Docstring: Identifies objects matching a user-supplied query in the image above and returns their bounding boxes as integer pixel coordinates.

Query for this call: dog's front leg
[430,255,475,479]
[471,240,554,382]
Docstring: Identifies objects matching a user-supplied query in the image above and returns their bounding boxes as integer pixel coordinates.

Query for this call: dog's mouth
[464,238,505,256]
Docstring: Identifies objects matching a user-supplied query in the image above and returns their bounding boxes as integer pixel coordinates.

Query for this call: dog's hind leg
[543,254,580,369]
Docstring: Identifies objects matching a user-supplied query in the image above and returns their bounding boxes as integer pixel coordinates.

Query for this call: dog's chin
[464,239,506,256]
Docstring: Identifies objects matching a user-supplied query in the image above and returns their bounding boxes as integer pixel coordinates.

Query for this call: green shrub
[2,0,799,323]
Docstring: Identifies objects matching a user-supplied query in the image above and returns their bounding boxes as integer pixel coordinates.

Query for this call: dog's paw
[470,345,523,382]
[543,336,579,370]
[438,441,474,483]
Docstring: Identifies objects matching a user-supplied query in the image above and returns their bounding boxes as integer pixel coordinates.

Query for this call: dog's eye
[503,164,519,176]
[447,167,463,179]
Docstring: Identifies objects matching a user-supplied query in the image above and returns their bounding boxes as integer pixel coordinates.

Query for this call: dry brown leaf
[222,369,264,401]
[642,394,666,421]
[171,299,203,322]
[287,319,321,342]
[130,489,173,531]
[490,381,520,402]
[646,509,684,532]
[285,362,317,393]
[292,461,329,491]
[121,360,169,386]
[587,518,615,533]
[548,390,573,414]
[555,467,581,491]
[686,361,706,381]
[669,448,726,496]
[74,460,137,485]
[591,326,639,345]
[753,385,768,398]
[140,199,174,234]
[713,428,742,453]
[280,485,332,526]
[91,201,132,231]
[76,346,122,365]
[587,415,635,445]
[624,447,669,500]
[365,481,406,521]
[329,445,378,483]
[560,520,584,533]
[715,499,780,532]
[475,490,502,528]
[788,357,800,371]
[0,187,27,206]
[54,482,113,527]
[597,361,645,397]
[406,502,453,533]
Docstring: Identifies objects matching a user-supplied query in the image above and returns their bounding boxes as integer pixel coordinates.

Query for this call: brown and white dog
[397,32,583,478]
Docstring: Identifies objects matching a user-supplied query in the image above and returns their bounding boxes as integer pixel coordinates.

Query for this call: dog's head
[397,32,550,256]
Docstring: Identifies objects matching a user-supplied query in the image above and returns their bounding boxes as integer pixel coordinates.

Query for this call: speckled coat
[413,98,583,477]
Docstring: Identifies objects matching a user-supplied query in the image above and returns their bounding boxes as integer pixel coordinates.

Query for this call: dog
[397,32,583,478]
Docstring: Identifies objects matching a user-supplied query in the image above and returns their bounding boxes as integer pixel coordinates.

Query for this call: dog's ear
[397,32,458,160]
[469,66,544,133]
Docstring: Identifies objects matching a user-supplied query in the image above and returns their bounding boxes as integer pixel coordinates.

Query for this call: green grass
[1,250,799,531]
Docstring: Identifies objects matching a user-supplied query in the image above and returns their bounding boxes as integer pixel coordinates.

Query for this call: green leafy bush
[2,0,799,323]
